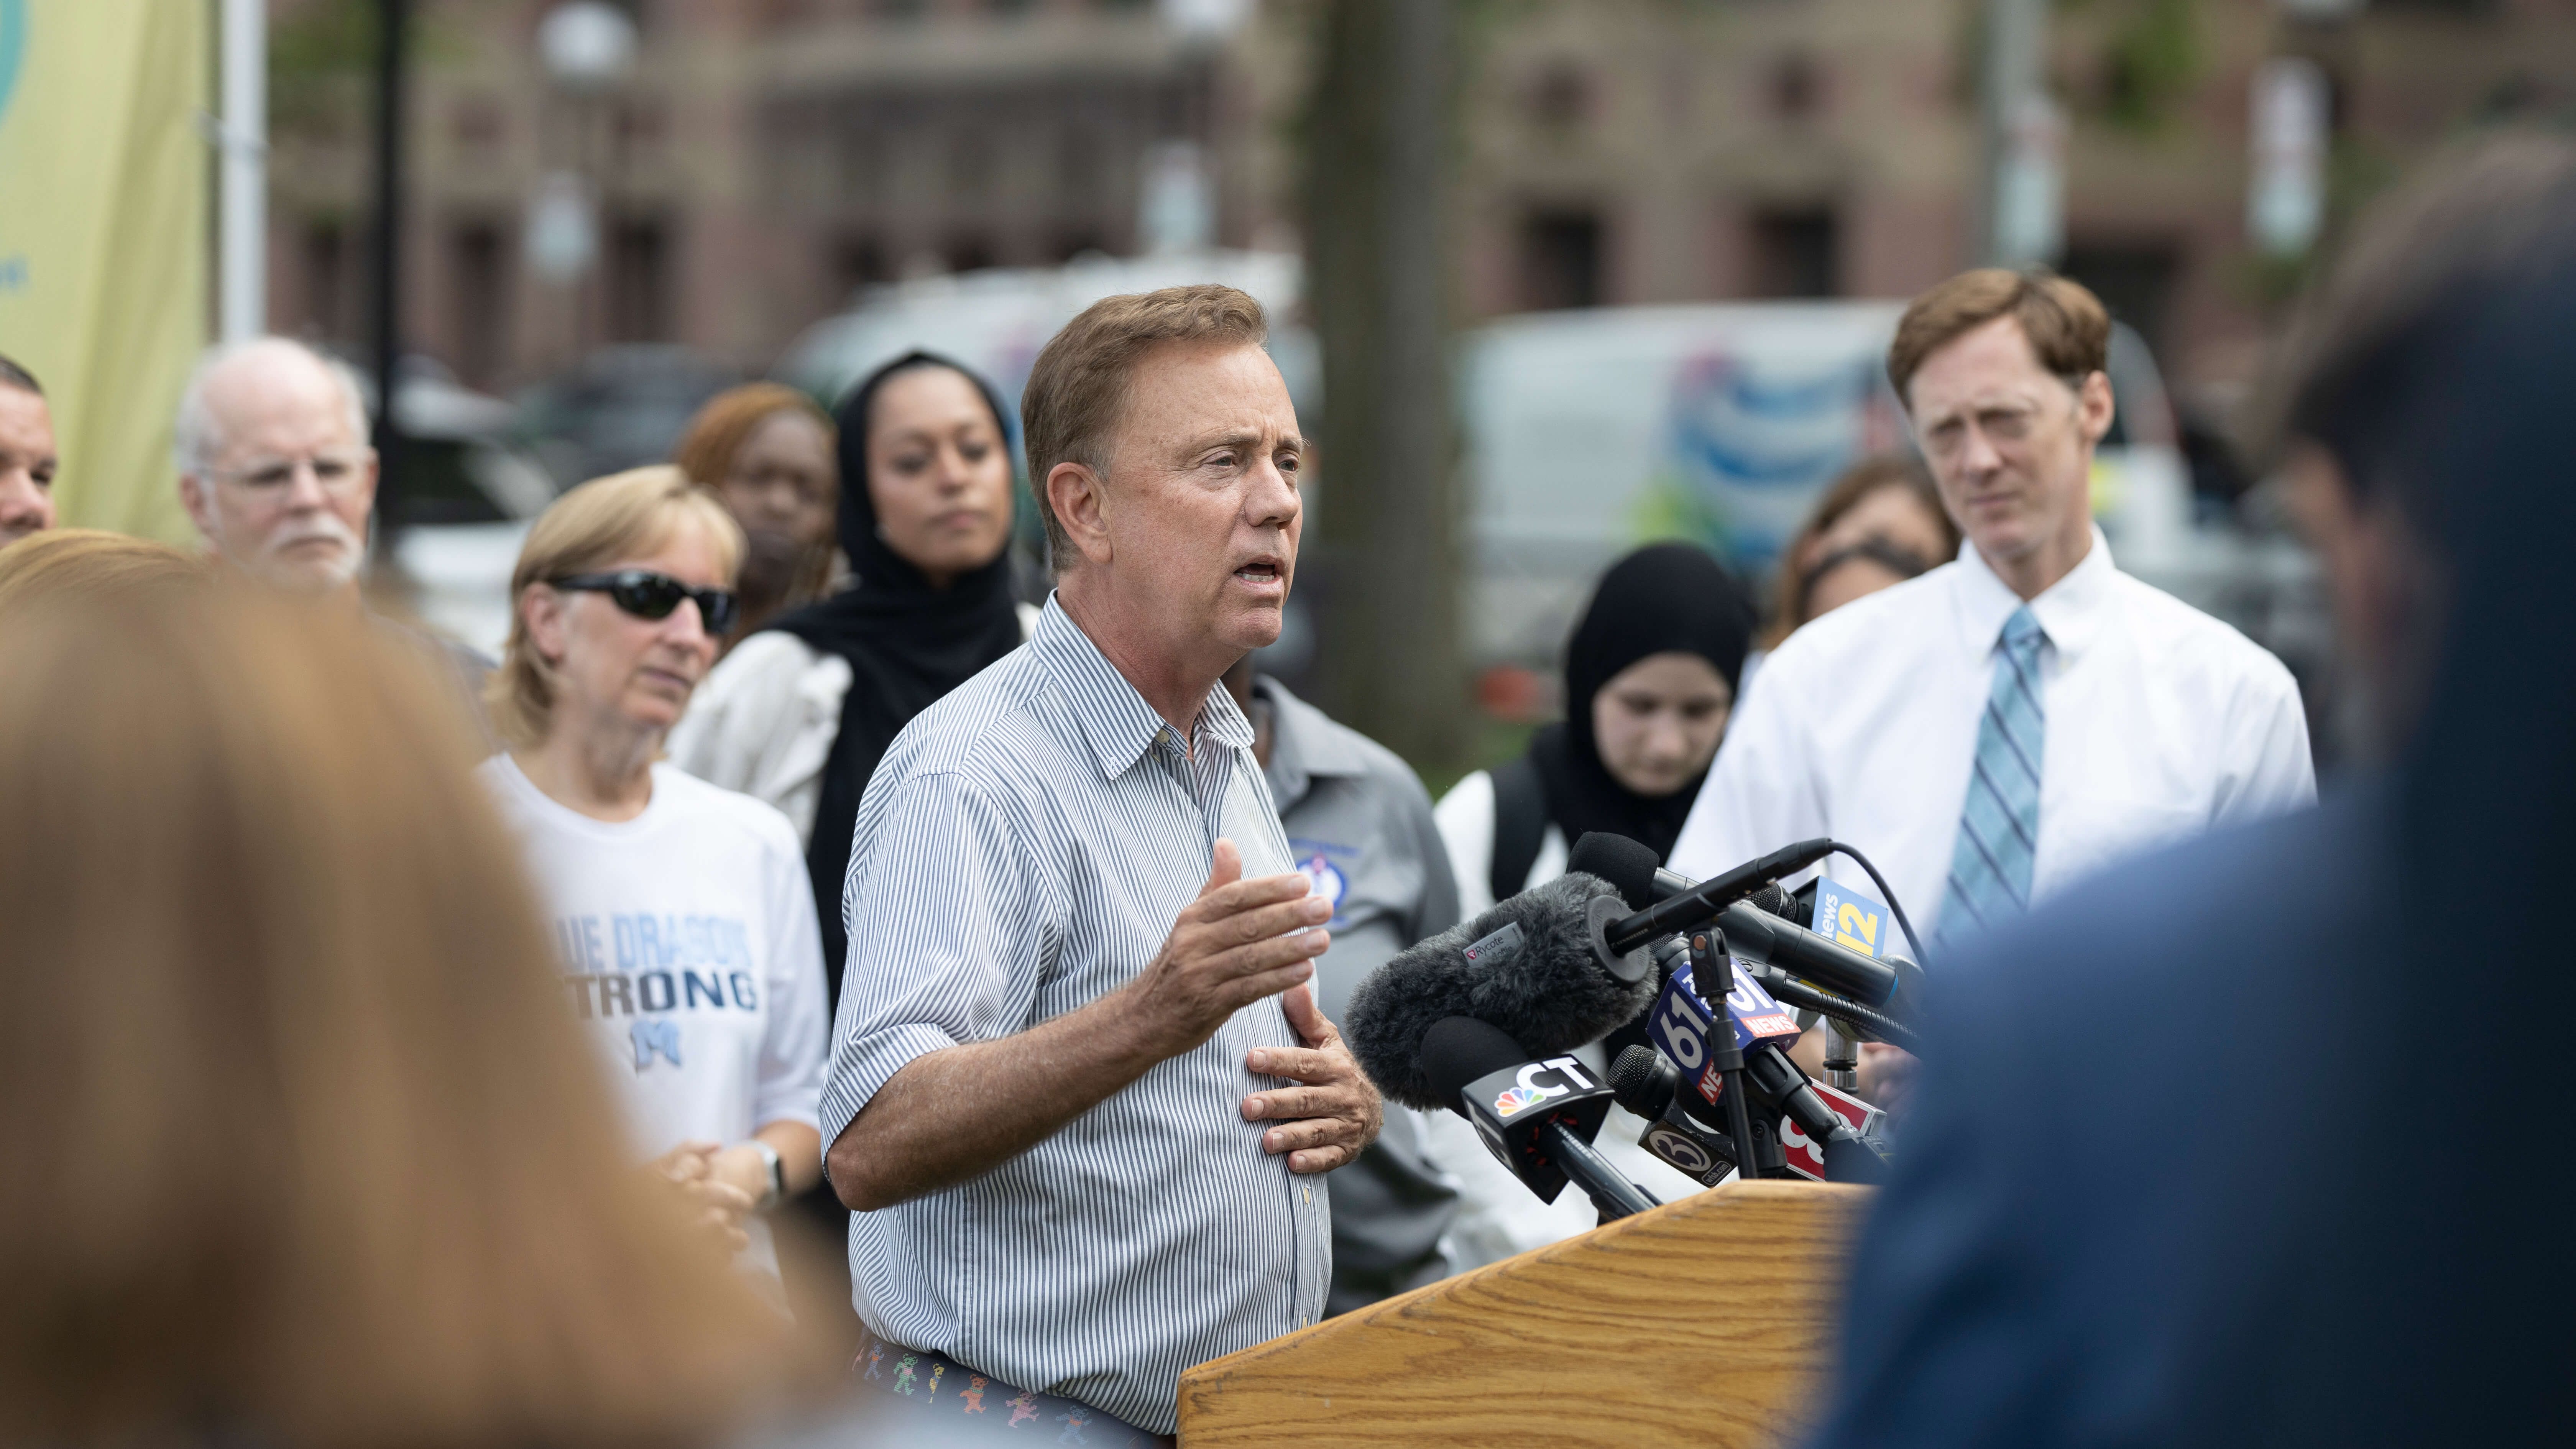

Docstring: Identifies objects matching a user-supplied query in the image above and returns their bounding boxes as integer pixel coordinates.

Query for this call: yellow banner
[0,0,208,543]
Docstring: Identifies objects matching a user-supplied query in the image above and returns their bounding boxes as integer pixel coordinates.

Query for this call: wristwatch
[749,1138,785,1211]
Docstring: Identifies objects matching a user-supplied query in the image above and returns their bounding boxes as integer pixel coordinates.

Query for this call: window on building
[1748,207,1838,298]
[606,218,672,343]
[1530,61,1592,130]
[834,235,888,301]
[2060,241,2180,363]
[1768,52,1822,122]
[304,222,348,340]
[449,222,510,386]
[1520,209,1603,311]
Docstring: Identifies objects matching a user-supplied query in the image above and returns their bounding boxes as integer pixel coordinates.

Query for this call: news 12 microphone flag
[0,0,207,544]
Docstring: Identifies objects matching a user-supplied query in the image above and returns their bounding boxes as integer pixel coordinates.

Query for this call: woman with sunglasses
[666,352,1028,1346]
[481,465,831,1298]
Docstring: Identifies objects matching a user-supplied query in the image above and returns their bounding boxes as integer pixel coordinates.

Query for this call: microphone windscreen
[1567,831,1663,911]
[1345,871,1656,1110]
[1418,1017,1532,1116]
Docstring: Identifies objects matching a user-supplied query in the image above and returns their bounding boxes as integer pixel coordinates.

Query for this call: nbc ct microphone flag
[0,0,208,544]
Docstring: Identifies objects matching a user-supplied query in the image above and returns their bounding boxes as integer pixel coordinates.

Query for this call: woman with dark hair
[1434,540,1759,914]
[1763,452,1960,649]
[672,383,841,645]
[1425,540,1758,1269]
[671,352,1029,979]
[668,353,1028,1346]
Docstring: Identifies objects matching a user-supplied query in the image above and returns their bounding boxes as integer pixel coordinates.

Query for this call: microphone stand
[1822,1019,1860,1093]
[1689,930,1764,1182]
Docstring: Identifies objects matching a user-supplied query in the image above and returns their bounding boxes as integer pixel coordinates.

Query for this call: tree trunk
[1300,0,1464,776]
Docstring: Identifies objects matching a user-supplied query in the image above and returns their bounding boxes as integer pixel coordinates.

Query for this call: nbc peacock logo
[1492,1084,1547,1119]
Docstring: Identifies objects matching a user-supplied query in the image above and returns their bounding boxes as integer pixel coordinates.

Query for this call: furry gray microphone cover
[1342,871,1658,1110]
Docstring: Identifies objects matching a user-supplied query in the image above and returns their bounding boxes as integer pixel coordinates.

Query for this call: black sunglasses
[549,571,740,635]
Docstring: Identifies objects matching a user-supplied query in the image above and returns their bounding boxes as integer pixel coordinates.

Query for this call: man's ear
[2077,369,2116,447]
[177,473,218,544]
[1046,460,1117,568]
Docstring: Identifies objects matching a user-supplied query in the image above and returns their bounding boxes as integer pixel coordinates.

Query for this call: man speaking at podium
[820,286,1380,1442]
[1672,270,2315,969]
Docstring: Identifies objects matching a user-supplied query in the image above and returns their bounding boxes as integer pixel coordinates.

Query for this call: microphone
[1617,955,1899,1187]
[1569,831,1908,1010]
[1713,900,1902,1009]
[1596,839,1836,958]
[1345,872,1656,1110]
[1421,1016,1659,1221]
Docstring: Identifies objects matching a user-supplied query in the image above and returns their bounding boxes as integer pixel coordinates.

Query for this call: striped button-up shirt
[823,596,1331,1434]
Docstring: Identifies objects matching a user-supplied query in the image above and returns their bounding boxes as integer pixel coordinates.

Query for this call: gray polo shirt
[1252,675,1464,1314]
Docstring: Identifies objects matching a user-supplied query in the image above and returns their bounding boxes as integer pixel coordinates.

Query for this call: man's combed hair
[0,352,41,397]
[1020,284,1268,572]
[1887,268,2111,404]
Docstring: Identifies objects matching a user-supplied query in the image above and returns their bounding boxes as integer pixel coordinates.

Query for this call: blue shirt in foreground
[822,596,1329,1435]
[1808,792,2405,1448]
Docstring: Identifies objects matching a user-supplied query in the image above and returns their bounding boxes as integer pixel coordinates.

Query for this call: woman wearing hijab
[1435,540,1758,915]
[667,353,1026,1348]
[1421,541,1756,1271]
[670,351,1030,983]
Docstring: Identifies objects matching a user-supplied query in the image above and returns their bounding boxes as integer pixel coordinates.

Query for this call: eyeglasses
[207,448,375,494]
[549,571,740,635]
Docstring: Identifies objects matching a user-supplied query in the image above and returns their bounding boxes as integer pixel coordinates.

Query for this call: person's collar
[1952,524,2117,660]
[1034,594,1253,779]
[1251,674,1366,808]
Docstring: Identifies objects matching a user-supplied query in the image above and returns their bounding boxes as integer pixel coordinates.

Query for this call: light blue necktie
[1937,605,2046,943]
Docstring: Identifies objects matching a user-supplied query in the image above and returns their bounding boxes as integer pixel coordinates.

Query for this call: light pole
[1978,0,2062,268]
[370,0,409,553]
[218,0,266,344]
[532,3,638,366]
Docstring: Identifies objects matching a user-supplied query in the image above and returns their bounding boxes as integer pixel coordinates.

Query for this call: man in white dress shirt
[1671,270,2315,1004]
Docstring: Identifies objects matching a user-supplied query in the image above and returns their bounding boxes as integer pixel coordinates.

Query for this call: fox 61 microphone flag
[1647,961,1801,1106]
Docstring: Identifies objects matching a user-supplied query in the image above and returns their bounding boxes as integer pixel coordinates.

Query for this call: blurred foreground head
[0,528,202,613]
[2258,134,2576,899]
[0,589,790,1447]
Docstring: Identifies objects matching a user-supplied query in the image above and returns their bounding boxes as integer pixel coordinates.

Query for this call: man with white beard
[176,337,491,729]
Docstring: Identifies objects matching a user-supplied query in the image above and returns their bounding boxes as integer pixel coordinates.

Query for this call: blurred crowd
[3,129,2569,1449]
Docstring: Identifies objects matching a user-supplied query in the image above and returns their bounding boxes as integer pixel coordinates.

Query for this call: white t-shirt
[480,756,831,1170]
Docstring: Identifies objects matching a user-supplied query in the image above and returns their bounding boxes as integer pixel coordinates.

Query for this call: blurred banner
[0,0,208,543]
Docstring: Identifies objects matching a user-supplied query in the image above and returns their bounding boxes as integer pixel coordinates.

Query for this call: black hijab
[769,352,1026,985]
[1527,541,1755,863]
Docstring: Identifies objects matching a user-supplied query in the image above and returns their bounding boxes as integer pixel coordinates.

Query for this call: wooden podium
[1176,1179,1871,1448]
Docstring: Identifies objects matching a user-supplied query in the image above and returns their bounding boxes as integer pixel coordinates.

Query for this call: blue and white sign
[1811,878,1894,959]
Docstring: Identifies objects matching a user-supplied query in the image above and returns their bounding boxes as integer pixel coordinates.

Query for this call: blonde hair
[488,466,746,750]
[1020,283,1268,570]
[0,528,205,613]
[0,588,791,1448]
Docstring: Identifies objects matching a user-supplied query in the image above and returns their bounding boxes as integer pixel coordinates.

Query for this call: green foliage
[2098,0,2196,134]
[267,0,469,136]
[268,0,377,133]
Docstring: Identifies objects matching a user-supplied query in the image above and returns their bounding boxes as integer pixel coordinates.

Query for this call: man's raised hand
[1123,838,1332,1061]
